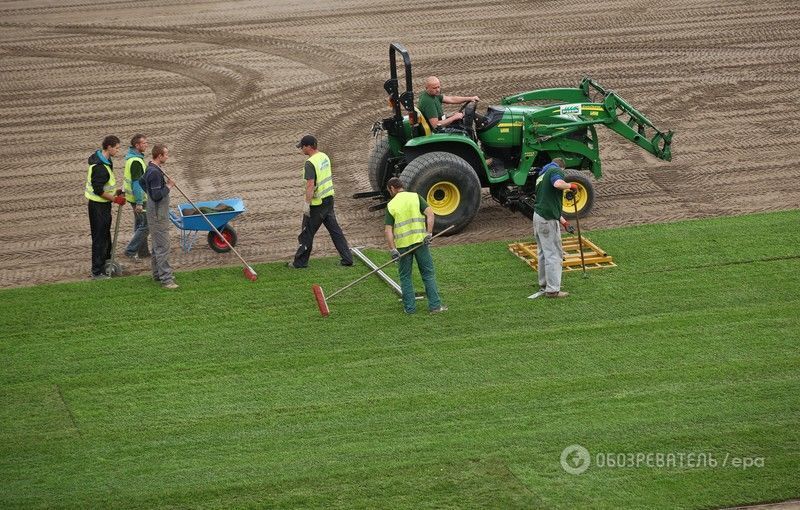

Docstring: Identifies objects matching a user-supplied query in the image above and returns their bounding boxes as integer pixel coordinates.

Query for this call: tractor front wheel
[400,152,481,235]
[207,225,237,253]
[561,170,595,219]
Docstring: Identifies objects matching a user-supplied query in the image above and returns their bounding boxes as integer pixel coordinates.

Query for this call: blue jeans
[397,242,442,313]
[124,205,150,257]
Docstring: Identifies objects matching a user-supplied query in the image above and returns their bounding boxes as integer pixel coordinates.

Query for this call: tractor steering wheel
[460,100,478,132]
[458,100,475,113]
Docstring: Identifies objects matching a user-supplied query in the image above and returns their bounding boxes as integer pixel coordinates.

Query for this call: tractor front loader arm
[600,92,673,161]
[501,87,589,105]
[504,77,673,161]
[525,100,673,165]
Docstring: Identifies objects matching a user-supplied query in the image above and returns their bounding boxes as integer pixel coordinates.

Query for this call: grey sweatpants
[533,212,563,293]
[146,197,174,283]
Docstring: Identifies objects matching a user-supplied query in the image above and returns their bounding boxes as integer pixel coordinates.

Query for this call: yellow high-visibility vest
[388,191,427,248]
[307,152,334,206]
[84,163,115,202]
[123,156,148,204]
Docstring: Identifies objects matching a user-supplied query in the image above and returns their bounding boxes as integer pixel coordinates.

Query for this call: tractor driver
[417,76,479,130]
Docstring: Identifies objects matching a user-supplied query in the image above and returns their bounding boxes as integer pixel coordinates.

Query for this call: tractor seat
[476,106,506,132]
[415,107,433,136]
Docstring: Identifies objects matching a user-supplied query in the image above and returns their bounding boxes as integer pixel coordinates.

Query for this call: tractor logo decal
[560,104,582,115]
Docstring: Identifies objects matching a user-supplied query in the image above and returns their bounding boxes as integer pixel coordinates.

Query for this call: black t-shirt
[129,159,145,181]
[304,160,315,182]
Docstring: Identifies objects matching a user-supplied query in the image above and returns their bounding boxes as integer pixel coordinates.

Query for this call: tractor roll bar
[386,43,415,119]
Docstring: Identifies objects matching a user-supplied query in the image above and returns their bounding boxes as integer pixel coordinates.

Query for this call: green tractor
[356,43,674,234]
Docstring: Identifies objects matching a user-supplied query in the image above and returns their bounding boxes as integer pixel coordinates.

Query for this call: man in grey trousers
[531,158,578,298]
[141,144,178,289]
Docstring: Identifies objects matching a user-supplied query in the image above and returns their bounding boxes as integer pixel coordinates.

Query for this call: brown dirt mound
[1,0,798,288]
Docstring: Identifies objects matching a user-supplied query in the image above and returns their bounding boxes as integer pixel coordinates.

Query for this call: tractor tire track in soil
[1,0,799,288]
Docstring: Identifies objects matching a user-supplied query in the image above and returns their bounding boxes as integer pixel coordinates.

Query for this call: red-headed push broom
[312,225,454,316]
[161,169,258,281]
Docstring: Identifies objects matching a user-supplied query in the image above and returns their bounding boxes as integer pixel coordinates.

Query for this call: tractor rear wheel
[368,137,393,192]
[561,170,595,219]
[400,151,481,235]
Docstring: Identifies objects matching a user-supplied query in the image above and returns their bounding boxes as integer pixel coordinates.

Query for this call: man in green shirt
[384,177,446,314]
[417,76,479,130]
[532,158,578,299]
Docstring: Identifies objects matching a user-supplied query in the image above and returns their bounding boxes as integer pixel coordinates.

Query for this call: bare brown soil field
[1,0,798,288]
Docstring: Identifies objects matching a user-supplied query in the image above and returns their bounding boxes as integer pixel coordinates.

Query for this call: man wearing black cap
[288,134,353,268]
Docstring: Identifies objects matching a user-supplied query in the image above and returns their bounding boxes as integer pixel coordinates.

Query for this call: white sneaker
[528,288,546,299]
[162,281,179,289]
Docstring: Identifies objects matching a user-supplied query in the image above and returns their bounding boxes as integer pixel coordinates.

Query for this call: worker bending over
[384,177,447,314]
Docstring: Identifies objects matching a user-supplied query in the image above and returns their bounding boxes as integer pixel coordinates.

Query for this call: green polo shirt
[533,164,566,220]
[418,92,443,123]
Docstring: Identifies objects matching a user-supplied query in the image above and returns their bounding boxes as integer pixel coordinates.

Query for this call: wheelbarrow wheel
[207,225,237,253]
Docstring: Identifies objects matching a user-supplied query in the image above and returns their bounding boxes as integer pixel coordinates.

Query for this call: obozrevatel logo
[561,444,591,475]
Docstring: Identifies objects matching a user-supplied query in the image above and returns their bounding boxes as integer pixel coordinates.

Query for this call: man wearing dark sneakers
[288,134,353,269]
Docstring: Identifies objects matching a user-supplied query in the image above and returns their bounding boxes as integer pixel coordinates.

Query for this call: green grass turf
[1,210,798,509]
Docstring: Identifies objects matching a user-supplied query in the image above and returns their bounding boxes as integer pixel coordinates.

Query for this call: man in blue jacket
[123,134,150,260]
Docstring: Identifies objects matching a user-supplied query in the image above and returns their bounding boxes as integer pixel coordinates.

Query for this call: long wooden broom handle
[573,194,586,274]
[160,169,252,269]
[327,225,454,300]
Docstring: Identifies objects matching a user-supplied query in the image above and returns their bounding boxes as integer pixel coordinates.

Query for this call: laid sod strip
[1,210,798,509]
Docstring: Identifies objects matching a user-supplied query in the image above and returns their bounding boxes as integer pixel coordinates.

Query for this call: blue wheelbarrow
[169,197,245,253]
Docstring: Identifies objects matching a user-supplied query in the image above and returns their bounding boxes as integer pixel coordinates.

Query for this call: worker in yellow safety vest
[384,177,447,314]
[288,134,353,269]
[122,134,150,261]
[85,134,124,279]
